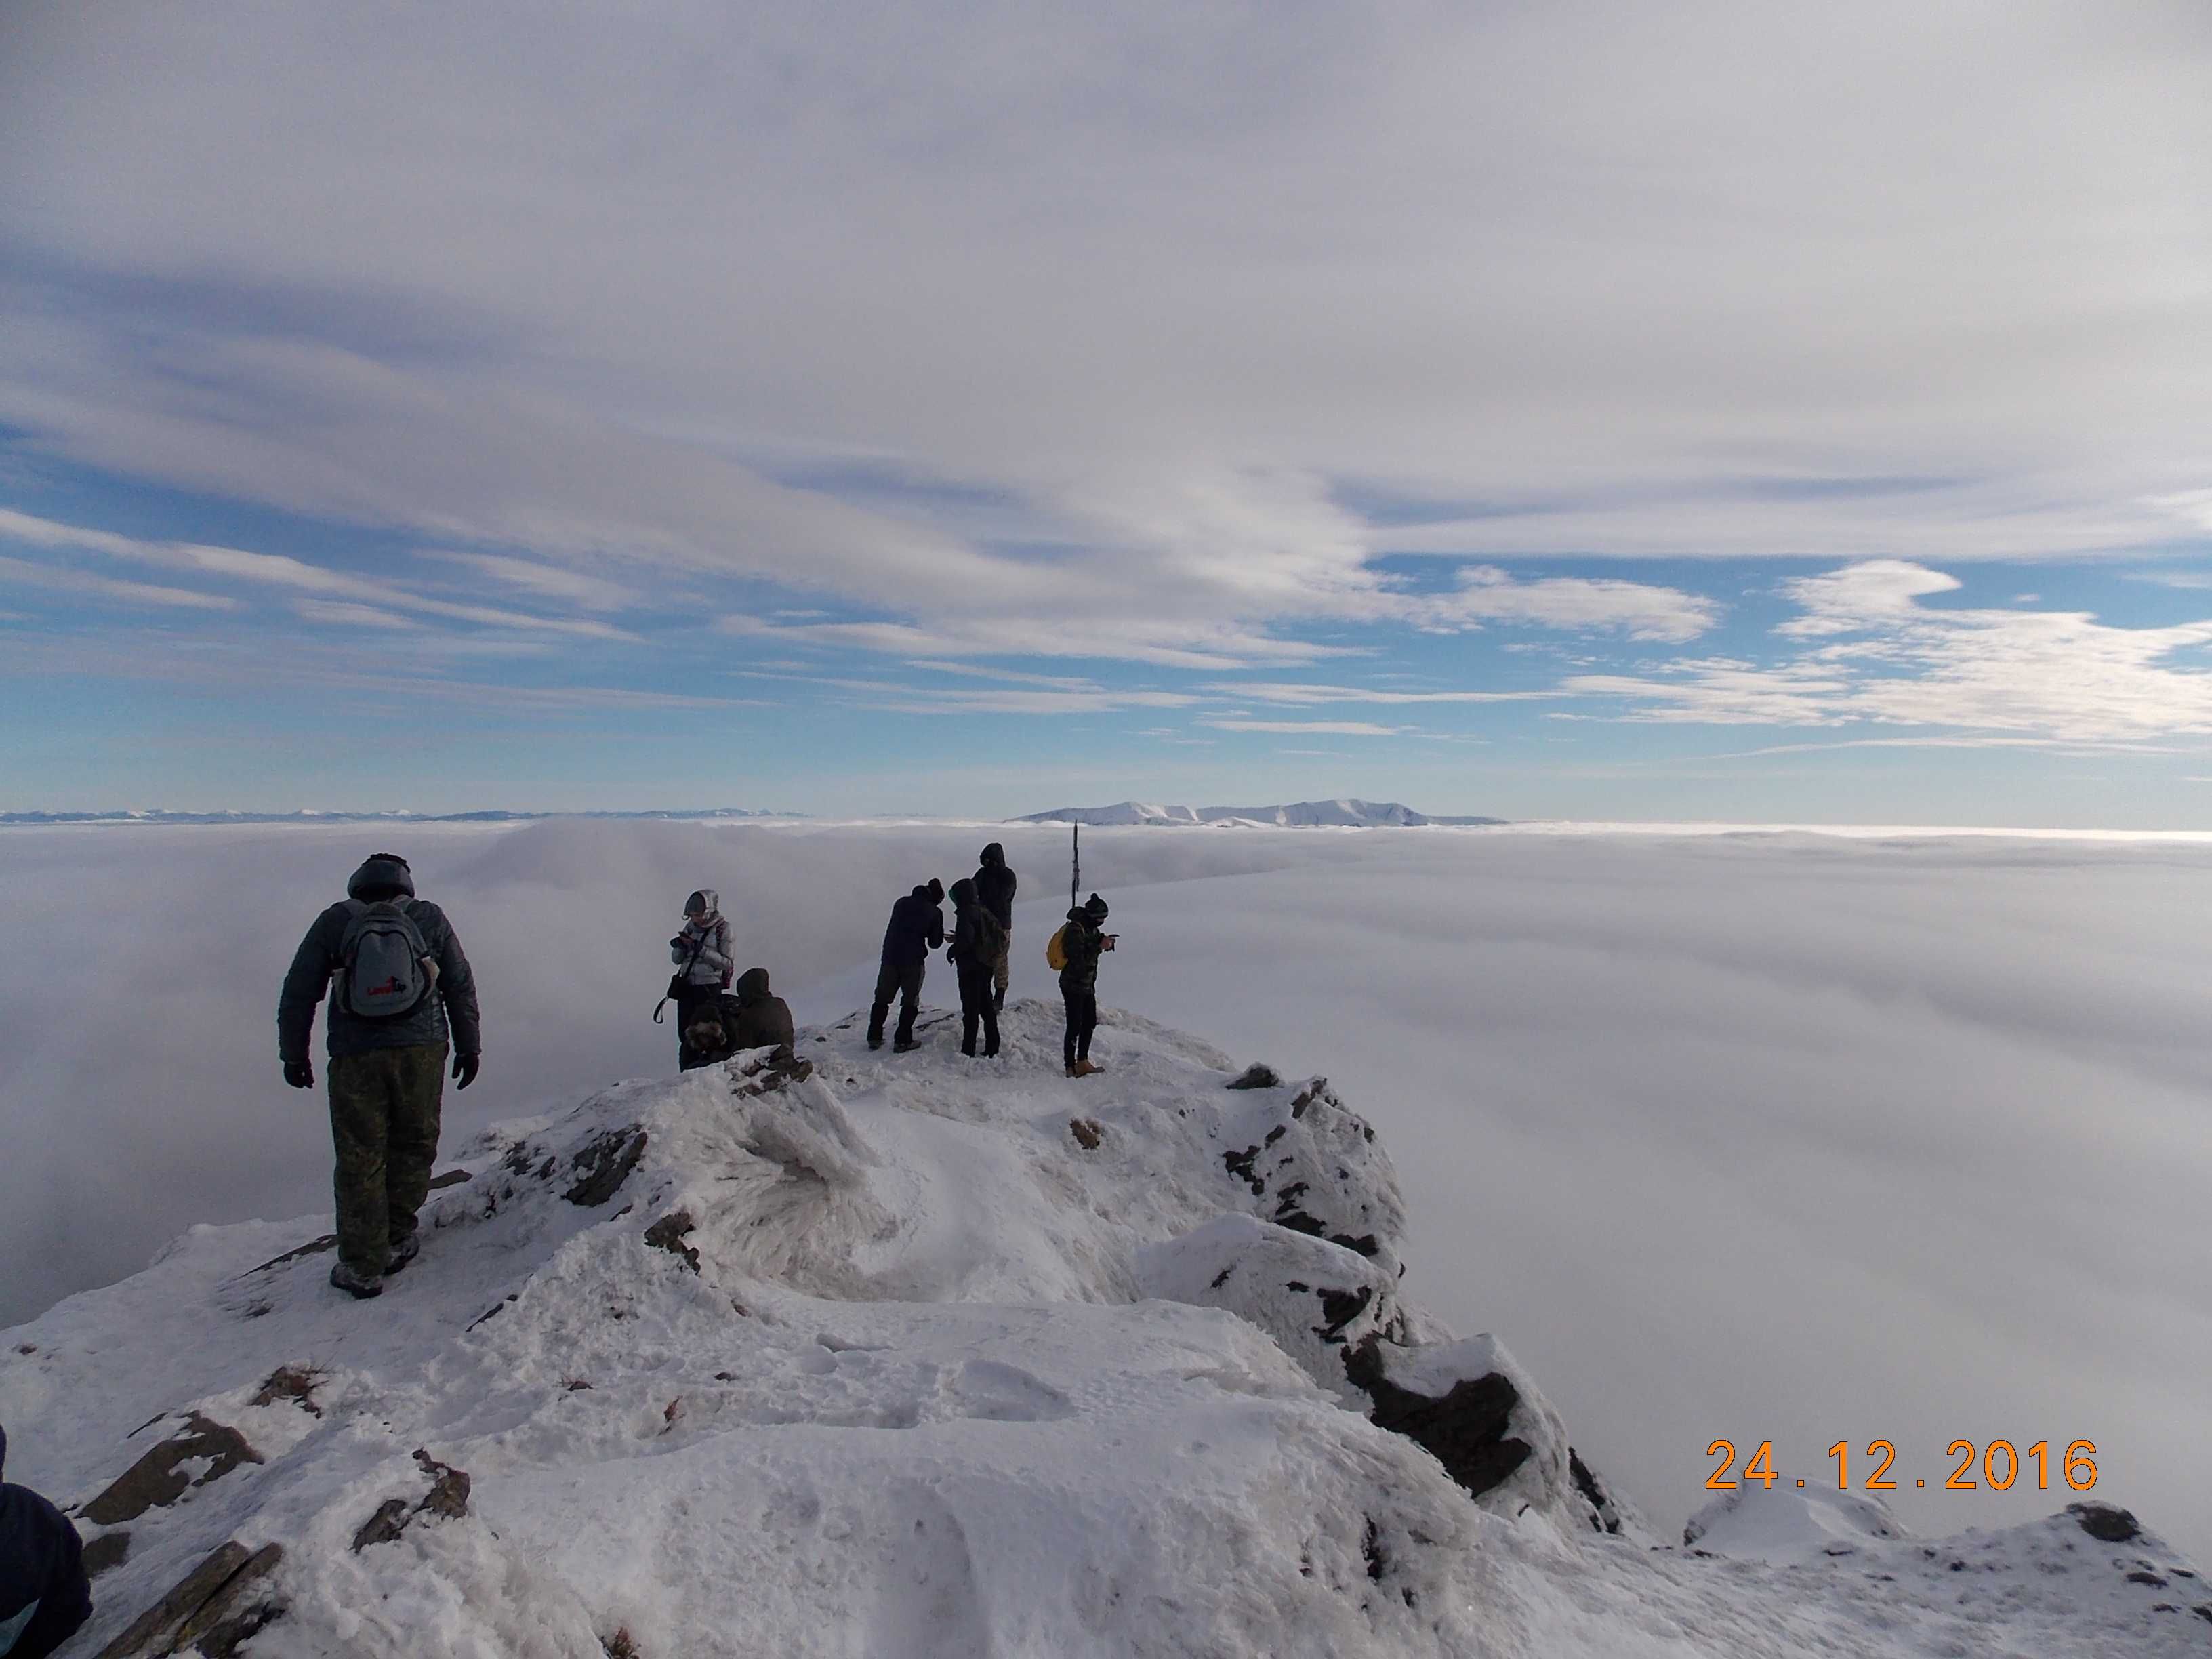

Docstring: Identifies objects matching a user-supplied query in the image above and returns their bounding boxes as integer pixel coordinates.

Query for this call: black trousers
[869,959,924,1044]
[1061,983,1097,1069]
[676,983,720,1069]
[957,960,1000,1056]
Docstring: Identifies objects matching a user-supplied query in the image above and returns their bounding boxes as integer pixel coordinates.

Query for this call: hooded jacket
[947,878,1007,968]
[726,966,796,1051]
[0,1425,91,1659]
[279,855,481,1064]
[1057,900,1108,994]
[974,844,1017,929]
[672,890,735,988]
[880,882,945,968]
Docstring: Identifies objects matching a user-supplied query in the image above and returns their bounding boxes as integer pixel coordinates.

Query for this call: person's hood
[347,853,415,901]
[914,878,943,904]
[1067,905,1094,925]
[979,842,1005,869]
[735,966,772,1001]
[0,1420,8,1479]
[684,889,720,920]
[949,877,978,907]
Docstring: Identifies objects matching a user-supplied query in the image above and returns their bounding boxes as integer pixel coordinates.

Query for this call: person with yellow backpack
[1050,892,1114,1077]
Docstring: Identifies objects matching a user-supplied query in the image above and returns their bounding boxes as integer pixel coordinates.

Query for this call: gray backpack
[338,899,437,1019]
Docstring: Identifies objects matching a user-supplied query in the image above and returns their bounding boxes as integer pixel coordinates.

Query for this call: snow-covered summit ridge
[3,1005,2204,1657]
[1012,798,1507,828]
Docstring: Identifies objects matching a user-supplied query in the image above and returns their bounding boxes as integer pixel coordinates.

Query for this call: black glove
[283,1059,314,1090]
[670,936,686,950]
[452,1052,480,1090]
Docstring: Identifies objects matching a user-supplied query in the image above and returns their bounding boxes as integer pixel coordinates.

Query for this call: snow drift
[3,1003,2203,1657]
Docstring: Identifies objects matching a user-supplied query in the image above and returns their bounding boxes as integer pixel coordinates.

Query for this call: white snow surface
[6,1005,2206,1658]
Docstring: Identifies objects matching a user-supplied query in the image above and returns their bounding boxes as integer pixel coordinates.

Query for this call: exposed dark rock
[1208,1265,1234,1289]
[2131,1572,2170,1587]
[235,1234,338,1279]
[1290,1080,1326,1119]
[1315,1285,1374,1341]
[251,1364,326,1416]
[1069,1118,1103,1151]
[1227,1063,1282,1090]
[413,1448,472,1520]
[1222,1145,1264,1195]
[353,1452,471,1550]
[564,1126,649,1206]
[81,1414,264,1526]
[2070,1502,2142,1543]
[92,1538,276,1659]
[350,1498,411,1552]
[603,1627,644,1658]
[1343,1338,1532,1502]
[427,1168,471,1190]
[1361,1516,1385,1580]
[1570,1448,1631,1536]
[81,1530,131,1577]
[644,1211,701,1273]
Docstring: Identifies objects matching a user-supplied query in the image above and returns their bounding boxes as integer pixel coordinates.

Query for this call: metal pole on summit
[1071,819,1080,912]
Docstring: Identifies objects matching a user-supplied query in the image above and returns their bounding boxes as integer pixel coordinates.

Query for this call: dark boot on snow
[385,1234,420,1274]
[330,1260,384,1299]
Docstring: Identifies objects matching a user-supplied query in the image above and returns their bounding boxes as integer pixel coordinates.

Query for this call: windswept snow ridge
[3,1006,2202,1657]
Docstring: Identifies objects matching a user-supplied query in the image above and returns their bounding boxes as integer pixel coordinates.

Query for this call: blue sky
[3,1,2210,823]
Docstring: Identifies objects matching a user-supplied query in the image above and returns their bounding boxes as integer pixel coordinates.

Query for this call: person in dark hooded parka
[972,843,1017,1011]
[1058,891,1113,1077]
[279,853,480,1300]
[869,880,943,1051]
[0,1425,91,1659]
[725,967,796,1052]
[947,878,1005,1059]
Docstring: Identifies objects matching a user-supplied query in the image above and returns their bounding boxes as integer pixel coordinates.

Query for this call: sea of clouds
[3,820,2208,1558]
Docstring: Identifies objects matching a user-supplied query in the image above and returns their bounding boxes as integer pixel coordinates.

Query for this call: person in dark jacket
[0,1424,91,1659]
[946,878,1004,1059]
[972,843,1017,1012]
[278,853,481,1300]
[1058,891,1114,1077]
[868,879,943,1052]
[725,967,796,1053]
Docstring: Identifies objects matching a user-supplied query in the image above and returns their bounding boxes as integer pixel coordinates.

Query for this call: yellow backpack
[1045,924,1069,971]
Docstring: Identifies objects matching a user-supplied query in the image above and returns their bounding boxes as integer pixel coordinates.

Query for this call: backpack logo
[339,900,436,1019]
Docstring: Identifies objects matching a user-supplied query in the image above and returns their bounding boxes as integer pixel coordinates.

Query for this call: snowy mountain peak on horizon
[5,1006,2197,1656]
[1012,797,1507,828]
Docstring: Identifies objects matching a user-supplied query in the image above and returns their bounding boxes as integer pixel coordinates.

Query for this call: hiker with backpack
[665,889,734,1069]
[278,853,480,1300]
[1052,892,1114,1077]
[868,879,944,1052]
[947,878,1005,1058]
[0,1425,91,1659]
[973,842,1017,1012]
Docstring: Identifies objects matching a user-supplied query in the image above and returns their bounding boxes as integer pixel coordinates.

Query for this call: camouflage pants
[329,1043,447,1274]
[990,935,1010,998]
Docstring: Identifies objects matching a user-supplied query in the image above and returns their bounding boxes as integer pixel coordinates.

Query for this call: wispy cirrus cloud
[1571,560,2212,742]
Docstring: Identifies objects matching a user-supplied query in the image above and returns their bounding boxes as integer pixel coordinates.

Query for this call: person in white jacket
[670,889,733,1067]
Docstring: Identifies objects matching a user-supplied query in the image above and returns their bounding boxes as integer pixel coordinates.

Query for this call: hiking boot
[1071,1059,1103,1078]
[329,1260,384,1300]
[866,1033,883,1050]
[385,1233,420,1274]
[893,1038,920,1054]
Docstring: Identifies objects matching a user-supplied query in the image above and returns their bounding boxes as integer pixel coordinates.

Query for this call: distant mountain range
[1009,798,1506,828]
[0,808,801,827]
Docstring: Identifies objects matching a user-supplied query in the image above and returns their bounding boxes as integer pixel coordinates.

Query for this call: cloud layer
[5,821,2208,1563]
